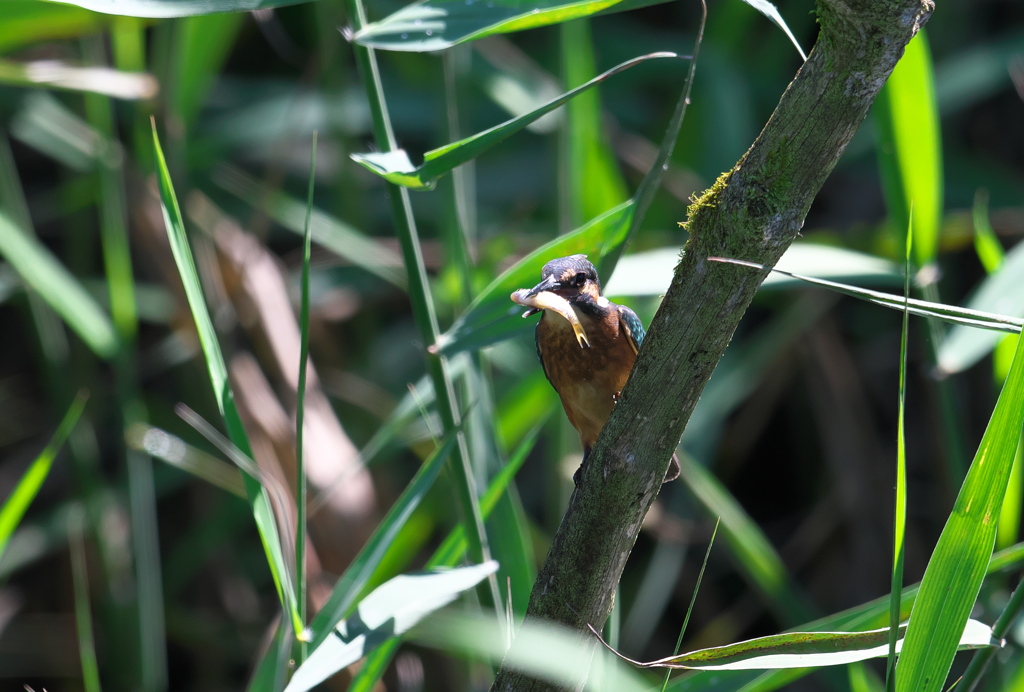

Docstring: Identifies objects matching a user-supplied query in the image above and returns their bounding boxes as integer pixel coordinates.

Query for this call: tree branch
[490,0,934,689]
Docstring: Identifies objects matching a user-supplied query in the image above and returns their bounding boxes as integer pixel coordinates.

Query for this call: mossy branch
[490,1,934,690]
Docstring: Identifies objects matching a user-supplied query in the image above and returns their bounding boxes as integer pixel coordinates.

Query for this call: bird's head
[526,254,602,304]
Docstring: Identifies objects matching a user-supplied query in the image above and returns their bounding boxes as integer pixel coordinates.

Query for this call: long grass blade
[308,434,458,646]
[958,575,1024,691]
[0,391,87,560]
[346,426,541,692]
[69,505,102,692]
[84,37,166,688]
[562,17,630,228]
[875,29,942,267]
[635,620,994,671]
[0,3,105,55]
[603,0,703,274]
[737,0,806,61]
[169,13,242,126]
[885,224,912,692]
[150,118,302,636]
[345,0,501,610]
[679,454,815,624]
[972,189,1004,273]
[351,52,681,191]
[288,562,499,692]
[661,519,720,692]
[354,0,673,51]
[0,210,119,359]
[126,423,246,497]
[708,256,1024,335]
[895,308,1024,692]
[607,243,902,297]
[247,620,291,692]
[665,541,1024,692]
[937,238,1024,375]
[293,131,316,659]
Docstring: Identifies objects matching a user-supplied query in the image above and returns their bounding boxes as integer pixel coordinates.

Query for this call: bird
[512,254,680,484]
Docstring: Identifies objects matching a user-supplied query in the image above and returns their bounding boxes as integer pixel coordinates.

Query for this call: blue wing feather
[617,305,645,354]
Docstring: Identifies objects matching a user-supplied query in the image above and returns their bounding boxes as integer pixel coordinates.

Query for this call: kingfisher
[511,254,680,484]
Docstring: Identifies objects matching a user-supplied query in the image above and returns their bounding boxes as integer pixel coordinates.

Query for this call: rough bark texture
[490,1,934,690]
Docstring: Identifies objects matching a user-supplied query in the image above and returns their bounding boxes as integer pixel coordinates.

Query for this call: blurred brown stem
[490,1,934,690]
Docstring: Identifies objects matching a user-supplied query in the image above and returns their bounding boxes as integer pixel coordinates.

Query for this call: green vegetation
[0,0,1023,691]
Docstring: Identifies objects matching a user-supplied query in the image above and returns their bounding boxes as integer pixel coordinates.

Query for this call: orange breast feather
[537,306,637,451]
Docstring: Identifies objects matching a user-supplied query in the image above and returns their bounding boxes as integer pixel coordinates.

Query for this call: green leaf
[0,210,119,359]
[886,225,913,691]
[151,120,303,637]
[308,434,457,646]
[286,562,499,692]
[560,19,630,227]
[0,1,107,55]
[896,328,1024,692]
[432,200,634,357]
[346,427,541,692]
[37,0,310,19]
[247,621,290,692]
[875,29,942,267]
[353,0,671,51]
[294,132,316,662]
[972,190,1004,274]
[432,426,540,567]
[658,521,720,692]
[0,393,87,561]
[351,52,681,190]
[640,620,994,671]
[459,362,535,617]
[68,507,101,692]
[170,13,244,125]
[937,239,1024,375]
[666,543,1024,692]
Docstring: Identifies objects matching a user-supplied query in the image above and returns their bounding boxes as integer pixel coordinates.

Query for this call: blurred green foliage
[1,0,1024,690]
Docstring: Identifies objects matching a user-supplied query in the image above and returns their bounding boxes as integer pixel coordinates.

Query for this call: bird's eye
[573,272,587,287]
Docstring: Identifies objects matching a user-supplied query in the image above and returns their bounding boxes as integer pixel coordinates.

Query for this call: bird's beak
[525,275,560,298]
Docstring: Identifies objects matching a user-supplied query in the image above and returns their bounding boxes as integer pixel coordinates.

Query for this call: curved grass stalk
[343,0,500,612]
